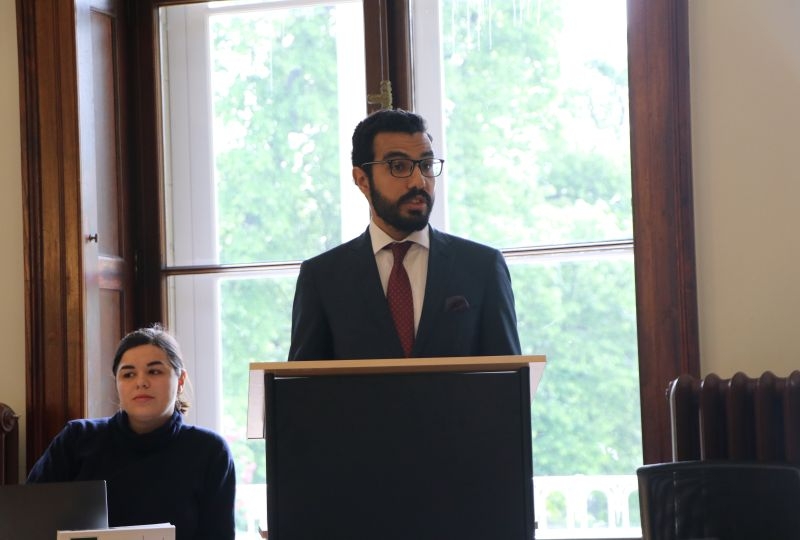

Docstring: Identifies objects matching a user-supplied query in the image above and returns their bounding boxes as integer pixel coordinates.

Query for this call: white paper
[57,523,175,540]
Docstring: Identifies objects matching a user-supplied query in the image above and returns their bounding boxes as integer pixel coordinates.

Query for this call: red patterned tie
[386,242,414,357]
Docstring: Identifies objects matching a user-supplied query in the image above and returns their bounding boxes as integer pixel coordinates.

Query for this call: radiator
[0,402,19,485]
[668,371,800,463]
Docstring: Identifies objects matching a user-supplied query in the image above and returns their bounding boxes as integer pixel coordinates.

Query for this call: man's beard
[369,180,433,233]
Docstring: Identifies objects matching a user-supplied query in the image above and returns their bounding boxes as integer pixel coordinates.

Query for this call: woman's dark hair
[112,324,190,414]
[351,108,431,169]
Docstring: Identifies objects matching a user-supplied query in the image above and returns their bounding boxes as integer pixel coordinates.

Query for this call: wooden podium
[248,355,545,540]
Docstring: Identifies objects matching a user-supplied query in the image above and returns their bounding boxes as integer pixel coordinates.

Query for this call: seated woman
[27,325,236,540]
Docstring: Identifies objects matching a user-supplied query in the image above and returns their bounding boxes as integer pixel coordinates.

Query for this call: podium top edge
[248,355,545,376]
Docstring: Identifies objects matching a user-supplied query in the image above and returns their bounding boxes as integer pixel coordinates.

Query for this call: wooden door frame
[17,0,88,465]
[628,0,700,464]
[16,0,697,470]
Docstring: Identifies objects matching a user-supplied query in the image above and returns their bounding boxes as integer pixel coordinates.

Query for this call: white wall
[690,0,800,377]
[0,0,26,480]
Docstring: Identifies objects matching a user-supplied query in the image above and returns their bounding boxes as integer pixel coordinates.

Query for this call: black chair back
[638,460,800,540]
[0,403,19,485]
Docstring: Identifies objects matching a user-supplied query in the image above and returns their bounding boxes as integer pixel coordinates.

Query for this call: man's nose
[406,165,429,189]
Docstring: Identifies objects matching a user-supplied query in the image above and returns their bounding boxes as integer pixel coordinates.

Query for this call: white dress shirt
[369,220,430,333]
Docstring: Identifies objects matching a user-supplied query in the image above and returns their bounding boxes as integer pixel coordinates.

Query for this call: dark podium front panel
[264,368,534,540]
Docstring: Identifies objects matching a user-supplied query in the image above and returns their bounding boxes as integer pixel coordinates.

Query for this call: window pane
[512,257,641,474]
[415,1,641,537]
[219,275,294,533]
[167,272,295,536]
[160,2,366,536]
[212,6,363,264]
[429,0,632,248]
[162,1,367,268]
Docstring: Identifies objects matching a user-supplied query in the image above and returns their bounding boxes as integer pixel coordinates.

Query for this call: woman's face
[115,344,186,434]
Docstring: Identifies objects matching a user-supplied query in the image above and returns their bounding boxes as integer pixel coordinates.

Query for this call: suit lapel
[349,229,387,315]
[350,229,406,356]
[413,228,452,355]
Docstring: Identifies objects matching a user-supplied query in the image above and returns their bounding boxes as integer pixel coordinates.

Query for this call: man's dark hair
[351,109,430,168]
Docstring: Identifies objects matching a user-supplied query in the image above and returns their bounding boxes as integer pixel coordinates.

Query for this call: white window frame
[159,0,367,430]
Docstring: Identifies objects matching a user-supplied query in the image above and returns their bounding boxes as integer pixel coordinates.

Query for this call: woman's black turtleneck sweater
[26,410,236,540]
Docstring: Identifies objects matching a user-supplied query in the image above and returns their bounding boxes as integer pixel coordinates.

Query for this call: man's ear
[353,166,371,198]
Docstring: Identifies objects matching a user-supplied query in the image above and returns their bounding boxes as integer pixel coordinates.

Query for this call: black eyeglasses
[360,158,445,178]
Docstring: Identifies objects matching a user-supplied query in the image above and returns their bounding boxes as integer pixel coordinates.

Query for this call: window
[412,1,641,536]
[160,0,367,423]
[159,1,368,534]
[161,1,642,537]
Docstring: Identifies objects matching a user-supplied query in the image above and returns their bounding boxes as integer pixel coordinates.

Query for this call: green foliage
[212,7,343,264]
[545,491,567,528]
[220,276,295,485]
[441,0,632,247]
[515,259,640,475]
[587,491,609,526]
[628,490,641,526]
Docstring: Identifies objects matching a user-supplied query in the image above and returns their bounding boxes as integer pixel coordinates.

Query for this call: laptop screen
[0,480,108,540]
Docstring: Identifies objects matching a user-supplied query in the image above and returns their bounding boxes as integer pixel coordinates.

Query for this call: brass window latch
[367,79,393,110]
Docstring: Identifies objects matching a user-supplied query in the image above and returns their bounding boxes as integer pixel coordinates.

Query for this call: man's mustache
[398,189,432,206]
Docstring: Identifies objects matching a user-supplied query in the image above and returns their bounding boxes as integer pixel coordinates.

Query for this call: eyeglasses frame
[360,158,446,178]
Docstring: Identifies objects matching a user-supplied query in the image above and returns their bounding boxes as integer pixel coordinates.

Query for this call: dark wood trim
[628,0,700,465]
[17,0,87,468]
[127,0,165,325]
[363,0,391,112]
[362,0,413,111]
[386,0,413,110]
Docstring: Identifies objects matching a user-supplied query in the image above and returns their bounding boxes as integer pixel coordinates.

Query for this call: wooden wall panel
[17,0,133,467]
[17,0,87,466]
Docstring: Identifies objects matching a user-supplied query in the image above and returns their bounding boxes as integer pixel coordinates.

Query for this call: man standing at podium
[289,109,521,361]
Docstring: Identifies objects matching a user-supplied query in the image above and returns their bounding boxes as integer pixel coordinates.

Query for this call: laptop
[0,480,109,540]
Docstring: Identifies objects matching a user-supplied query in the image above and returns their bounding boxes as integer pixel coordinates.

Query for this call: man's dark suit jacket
[289,226,521,360]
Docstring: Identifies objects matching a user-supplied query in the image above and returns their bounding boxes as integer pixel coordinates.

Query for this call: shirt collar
[369,219,431,255]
